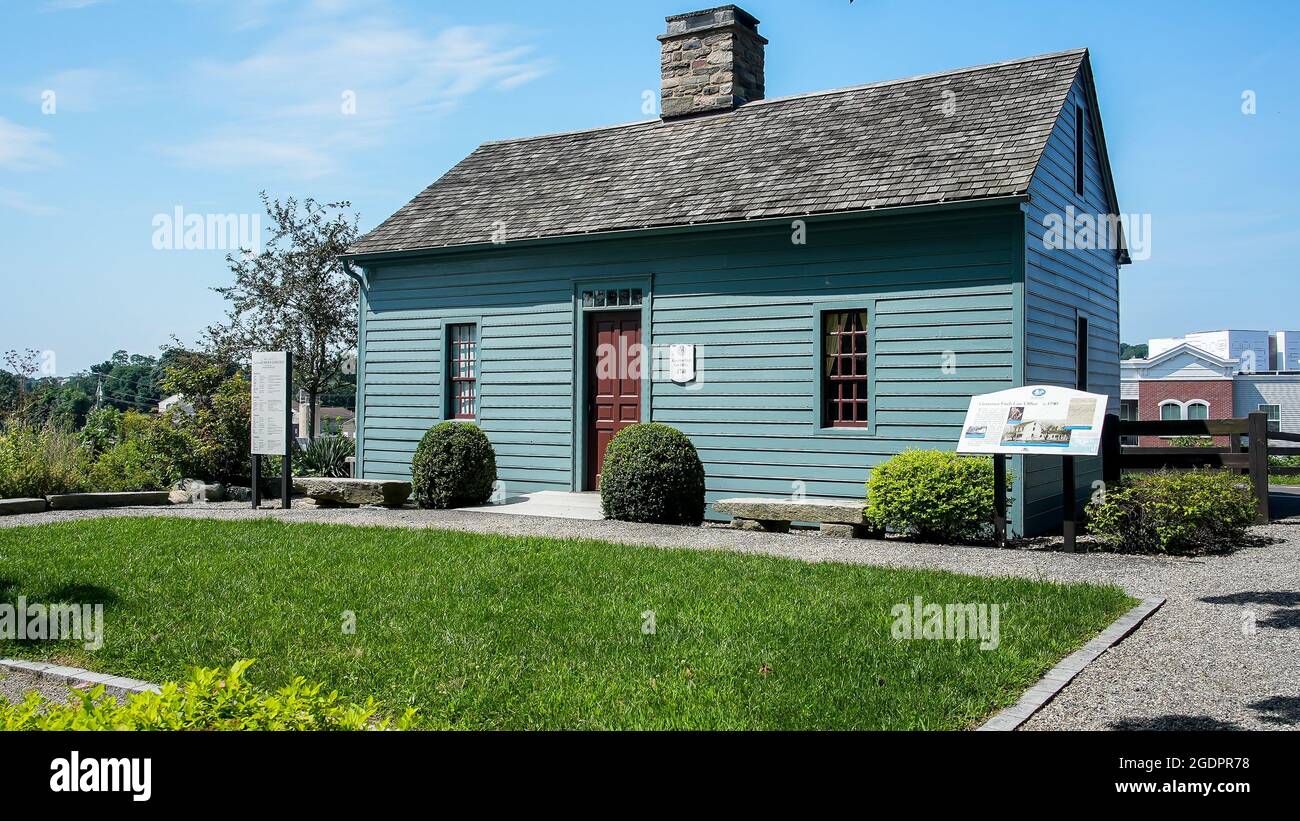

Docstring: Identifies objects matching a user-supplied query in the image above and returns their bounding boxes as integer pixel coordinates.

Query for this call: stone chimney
[658,5,767,120]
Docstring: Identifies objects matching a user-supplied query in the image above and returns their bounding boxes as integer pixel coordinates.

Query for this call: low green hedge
[866,450,1006,544]
[1086,469,1256,554]
[411,421,497,509]
[0,660,414,731]
[600,423,705,525]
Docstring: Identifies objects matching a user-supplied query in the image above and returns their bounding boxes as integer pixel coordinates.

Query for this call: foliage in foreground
[0,659,414,731]
[866,450,1007,544]
[1086,469,1257,555]
[600,423,706,525]
[411,421,497,508]
[0,421,88,498]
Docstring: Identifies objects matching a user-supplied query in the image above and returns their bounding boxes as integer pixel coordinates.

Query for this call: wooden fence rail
[1100,411,1288,525]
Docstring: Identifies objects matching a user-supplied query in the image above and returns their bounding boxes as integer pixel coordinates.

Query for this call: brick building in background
[1122,329,1300,445]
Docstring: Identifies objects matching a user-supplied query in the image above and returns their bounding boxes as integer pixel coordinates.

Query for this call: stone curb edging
[976,596,1166,731]
[0,658,159,695]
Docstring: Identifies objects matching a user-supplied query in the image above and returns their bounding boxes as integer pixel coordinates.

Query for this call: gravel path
[3,501,1298,729]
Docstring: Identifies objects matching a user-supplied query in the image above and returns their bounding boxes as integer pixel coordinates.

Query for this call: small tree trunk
[307,388,323,440]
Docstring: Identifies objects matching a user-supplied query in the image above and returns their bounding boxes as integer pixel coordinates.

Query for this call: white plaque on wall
[250,351,289,456]
[669,344,695,384]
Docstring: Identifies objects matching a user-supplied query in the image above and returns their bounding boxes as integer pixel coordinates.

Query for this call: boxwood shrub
[600,423,705,525]
[411,421,497,509]
[865,450,1005,544]
[1086,469,1257,555]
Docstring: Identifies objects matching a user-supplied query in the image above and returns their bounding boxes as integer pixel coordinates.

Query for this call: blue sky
[1,0,1297,374]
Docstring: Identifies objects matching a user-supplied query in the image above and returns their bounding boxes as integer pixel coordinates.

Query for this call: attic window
[1074,104,1085,197]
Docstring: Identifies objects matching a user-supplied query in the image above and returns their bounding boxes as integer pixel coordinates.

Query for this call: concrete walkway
[3,499,1298,729]
[460,491,603,520]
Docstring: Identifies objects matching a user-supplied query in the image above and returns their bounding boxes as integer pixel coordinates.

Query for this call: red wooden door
[586,312,642,489]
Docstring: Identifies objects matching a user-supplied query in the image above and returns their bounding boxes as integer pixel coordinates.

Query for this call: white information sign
[956,385,1109,457]
[669,344,695,384]
[250,351,289,456]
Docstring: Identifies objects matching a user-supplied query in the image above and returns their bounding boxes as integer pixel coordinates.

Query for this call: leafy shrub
[192,373,252,485]
[84,412,200,492]
[79,406,122,456]
[1170,435,1215,448]
[0,659,415,731]
[411,422,497,508]
[599,423,705,525]
[0,421,88,498]
[1086,469,1257,555]
[865,450,1006,544]
[299,435,355,477]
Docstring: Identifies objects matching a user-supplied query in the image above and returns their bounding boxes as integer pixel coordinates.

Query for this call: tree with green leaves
[207,193,360,439]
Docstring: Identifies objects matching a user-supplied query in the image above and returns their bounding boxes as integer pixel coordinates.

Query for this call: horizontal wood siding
[1022,69,1123,535]
[356,207,1022,518]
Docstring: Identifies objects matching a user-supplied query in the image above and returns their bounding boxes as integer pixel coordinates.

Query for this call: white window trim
[1259,403,1282,430]
[1158,399,1211,421]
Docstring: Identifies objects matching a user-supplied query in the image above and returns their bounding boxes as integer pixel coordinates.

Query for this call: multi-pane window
[1159,402,1182,421]
[1186,401,1209,420]
[1260,403,1282,431]
[581,288,642,308]
[447,324,477,419]
[822,310,870,427]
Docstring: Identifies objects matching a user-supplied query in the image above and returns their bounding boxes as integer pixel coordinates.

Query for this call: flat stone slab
[731,518,790,533]
[0,498,47,515]
[46,491,172,510]
[292,477,411,508]
[713,497,865,524]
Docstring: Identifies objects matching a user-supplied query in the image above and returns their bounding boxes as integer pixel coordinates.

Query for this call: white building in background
[157,393,194,416]
[1123,328,1300,436]
[1274,330,1300,372]
[1146,329,1300,373]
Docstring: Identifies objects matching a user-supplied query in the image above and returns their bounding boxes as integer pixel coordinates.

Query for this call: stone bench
[292,477,411,508]
[0,498,47,516]
[46,491,172,510]
[712,497,874,538]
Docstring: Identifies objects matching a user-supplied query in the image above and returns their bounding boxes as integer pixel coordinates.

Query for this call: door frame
[583,309,643,490]
[571,276,652,491]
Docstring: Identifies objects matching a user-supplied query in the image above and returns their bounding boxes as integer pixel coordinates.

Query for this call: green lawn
[0,517,1134,730]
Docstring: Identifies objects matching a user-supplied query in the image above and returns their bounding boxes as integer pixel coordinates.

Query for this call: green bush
[1170,435,1215,448]
[87,440,169,491]
[600,423,705,525]
[83,412,199,492]
[0,421,88,498]
[299,434,355,477]
[411,422,497,509]
[1086,469,1257,555]
[79,406,122,456]
[865,450,1006,544]
[0,659,415,731]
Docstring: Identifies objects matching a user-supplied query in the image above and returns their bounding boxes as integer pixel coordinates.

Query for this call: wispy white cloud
[41,0,109,11]
[25,68,135,113]
[164,3,549,178]
[0,188,58,216]
[0,118,58,170]
[164,135,337,179]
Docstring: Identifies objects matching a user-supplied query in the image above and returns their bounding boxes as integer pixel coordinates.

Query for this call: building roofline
[478,48,1089,149]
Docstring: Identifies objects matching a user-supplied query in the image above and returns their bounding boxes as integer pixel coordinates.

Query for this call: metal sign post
[250,351,293,510]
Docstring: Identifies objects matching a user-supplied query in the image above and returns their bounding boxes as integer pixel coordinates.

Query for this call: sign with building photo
[957,386,1109,457]
[250,351,290,456]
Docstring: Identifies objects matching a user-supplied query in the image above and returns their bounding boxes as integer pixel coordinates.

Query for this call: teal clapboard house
[341,5,1127,536]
